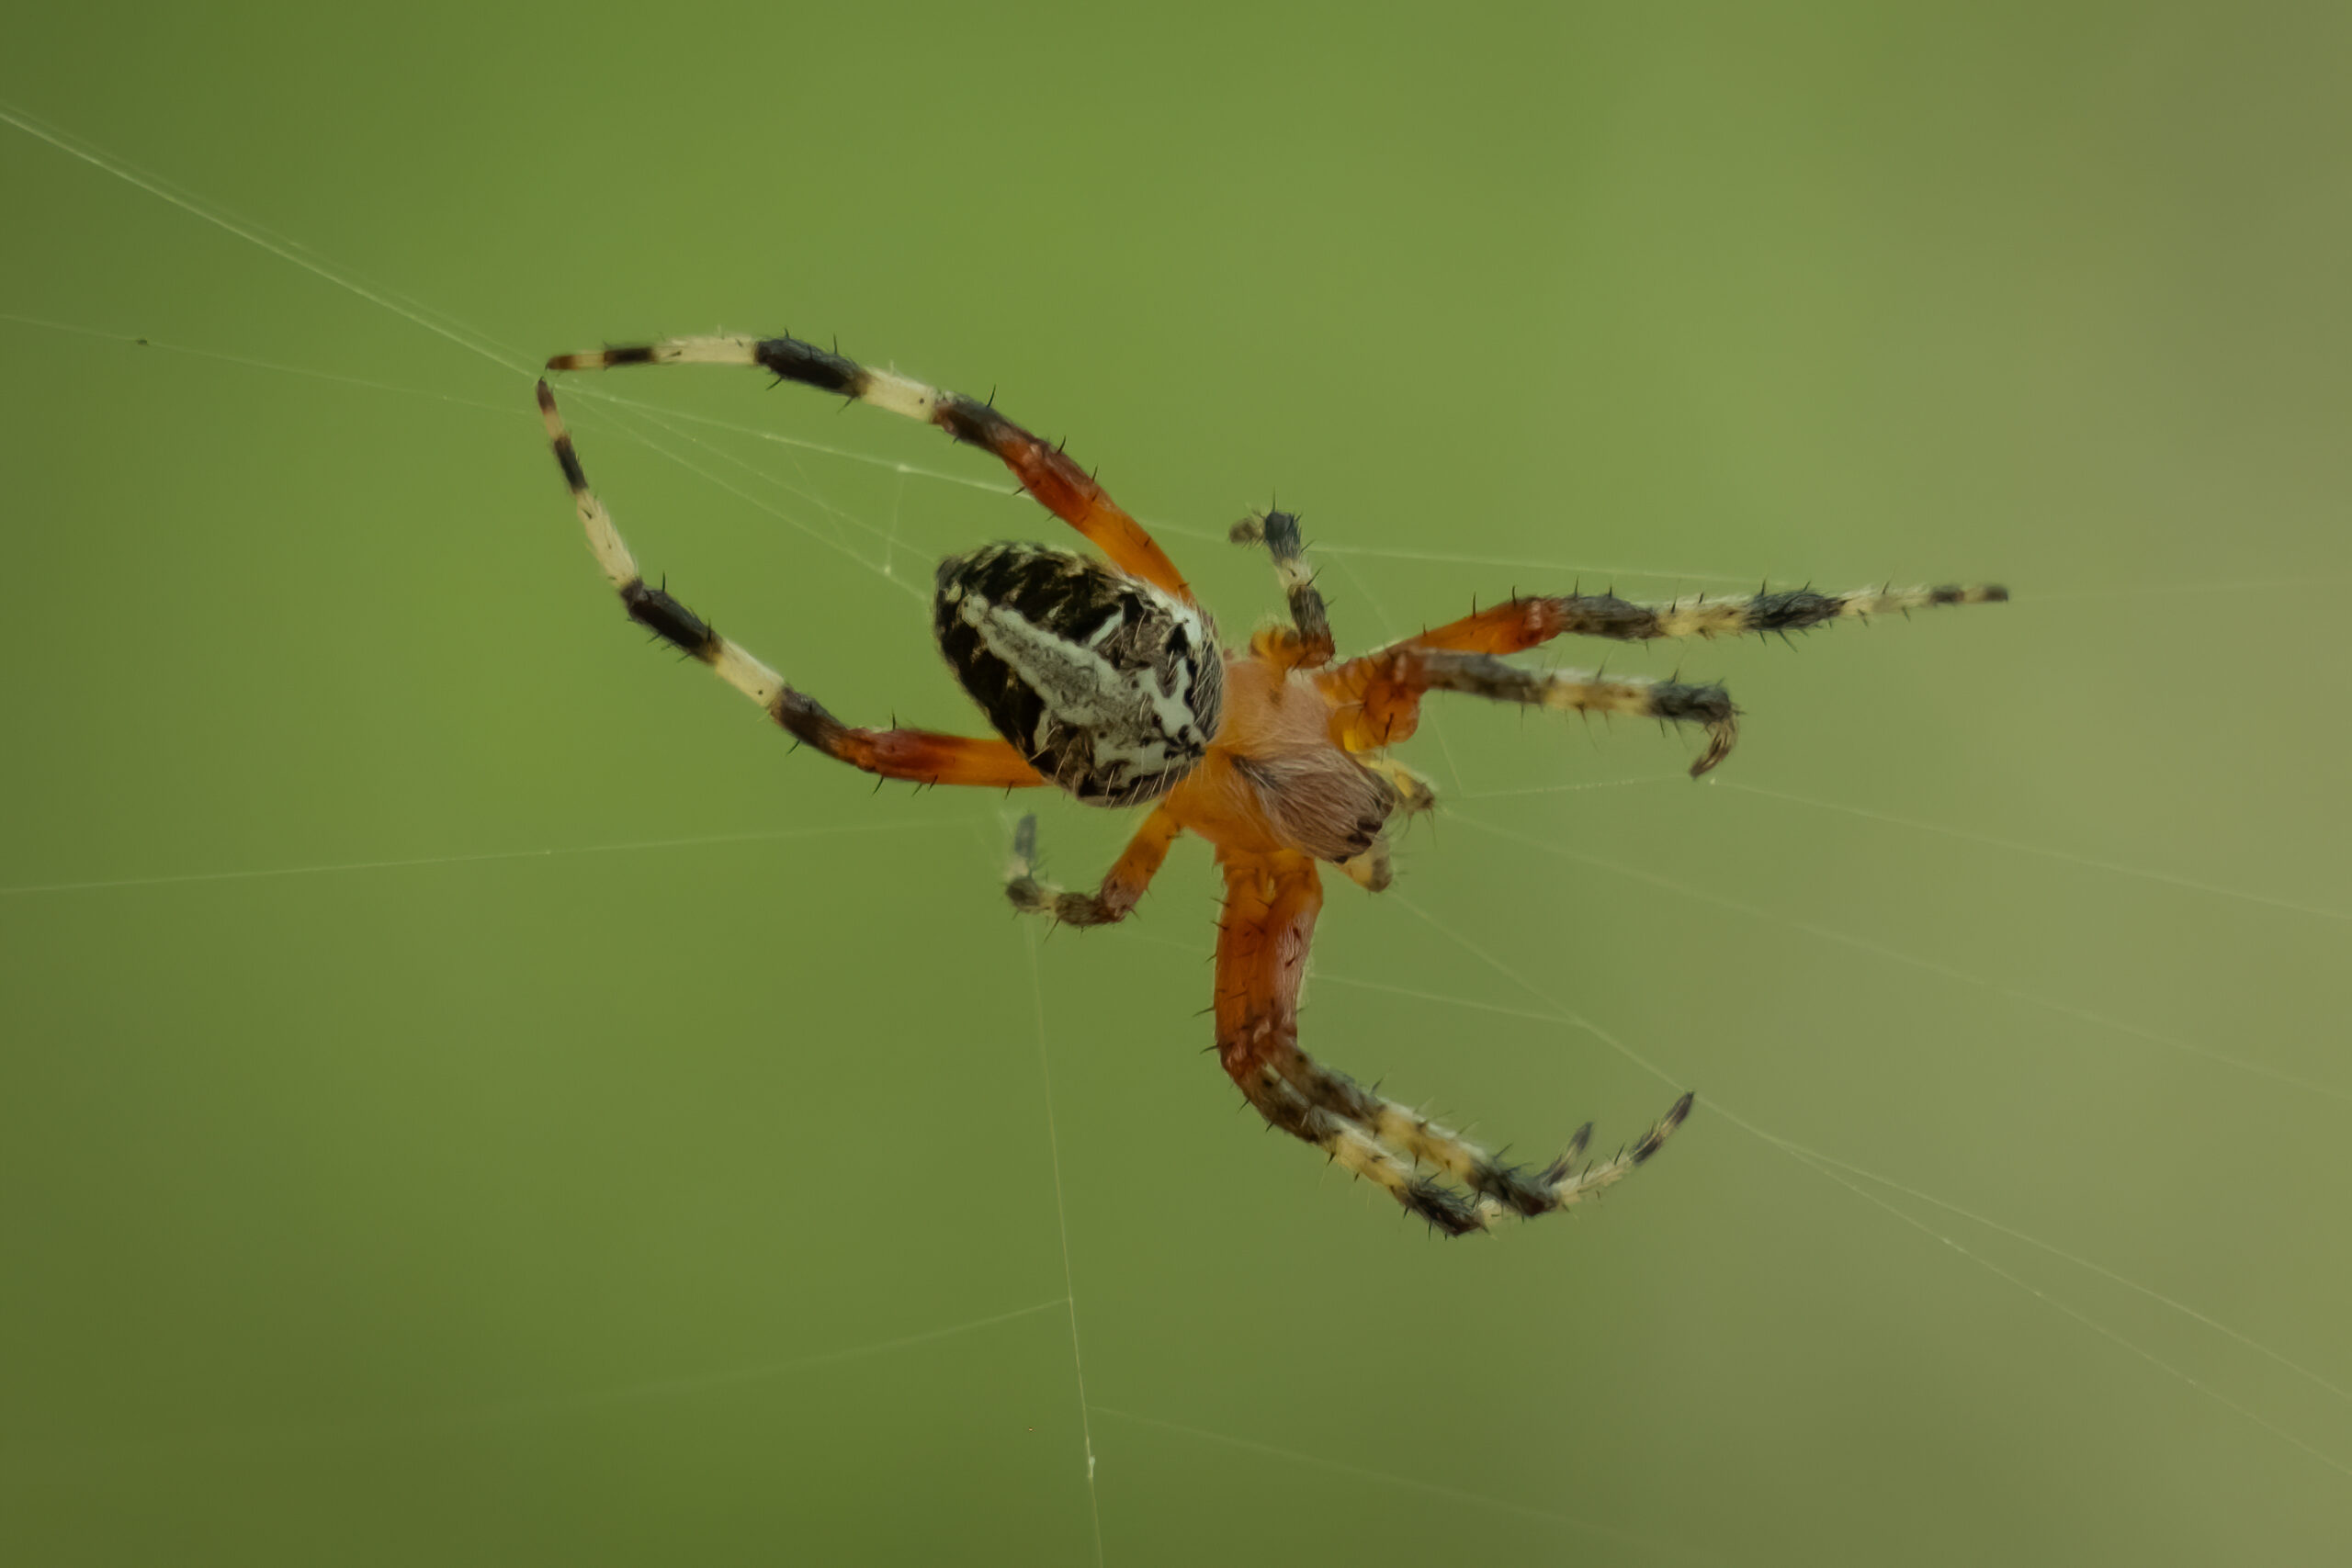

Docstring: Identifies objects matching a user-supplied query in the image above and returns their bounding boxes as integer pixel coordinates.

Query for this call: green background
[6,4,2348,1563]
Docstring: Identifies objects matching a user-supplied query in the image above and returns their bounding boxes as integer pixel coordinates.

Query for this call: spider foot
[1004,814,1102,924]
[1247,1045,1694,1235]
[1370,1089,1693,1233]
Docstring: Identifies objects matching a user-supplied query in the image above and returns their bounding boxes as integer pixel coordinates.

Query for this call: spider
[535,334,2005,1235]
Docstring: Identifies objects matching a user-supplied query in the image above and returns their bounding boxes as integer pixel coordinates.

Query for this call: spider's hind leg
[535,380,1048,789]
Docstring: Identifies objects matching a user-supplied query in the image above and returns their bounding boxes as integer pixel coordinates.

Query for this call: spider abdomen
[933,543,1223,807]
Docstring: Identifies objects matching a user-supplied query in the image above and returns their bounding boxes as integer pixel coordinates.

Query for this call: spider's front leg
[1215,850,1692,1235]
[537,381,1049,789]
[1395,579,2009,654]
[1005,809,1184,927]
[1229,509,1333,670]
[1317,647,1740,775]
[1227,511,1426,892]
[1315,574,2006,775]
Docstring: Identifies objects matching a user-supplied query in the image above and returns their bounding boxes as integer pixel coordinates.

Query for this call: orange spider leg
[1213,849,1693,1234]
[538,379,1048,791]
[1211,849,1483,1231]
[1212,849,1327,1098]
[1383,581,2009,656]
[1316,579,2003,772]
[1386,597,1583,656]
[1006,807,1183,925]
[1314,646,1739,773]
[779,705,1048,788]
[933,395,1193,604]
[546,333,1194,602]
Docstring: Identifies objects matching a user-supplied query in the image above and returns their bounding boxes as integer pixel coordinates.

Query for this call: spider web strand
[1383,893,2352,1481]
[1023,925,1108,1567]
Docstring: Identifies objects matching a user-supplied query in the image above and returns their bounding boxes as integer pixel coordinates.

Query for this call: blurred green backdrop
[5,3,2348,1563]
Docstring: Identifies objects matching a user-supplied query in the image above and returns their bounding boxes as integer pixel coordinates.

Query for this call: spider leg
[1213,850,1691,1234]
[1228,509,1334,670]
[537,381,1047,789]
[545,334,1193,603]
[1005,808,1182,926]
[1390,580,2007,656]
[1317,646,1739,775]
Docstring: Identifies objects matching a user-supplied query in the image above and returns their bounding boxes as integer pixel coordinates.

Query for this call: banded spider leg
[1215,848,1694,1235]
[535,380,1050,789]
[1317,578,2007,773]
[548,333,1194,600]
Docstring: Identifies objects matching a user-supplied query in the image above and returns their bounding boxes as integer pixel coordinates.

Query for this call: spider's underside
[537,334,2006,1235]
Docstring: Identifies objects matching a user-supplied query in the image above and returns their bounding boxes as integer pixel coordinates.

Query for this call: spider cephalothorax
[537,333,2005,1235]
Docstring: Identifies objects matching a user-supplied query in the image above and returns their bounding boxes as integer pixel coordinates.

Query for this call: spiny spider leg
[1006,809,1183,927]
[1396,580,2009,656]
[1215,849,1692,1234]
[537,381,1046,789]
[1227,510,1432,888]
[1317,646,1740,775]
[1228,509,1334,670]
[545,334,1194,602]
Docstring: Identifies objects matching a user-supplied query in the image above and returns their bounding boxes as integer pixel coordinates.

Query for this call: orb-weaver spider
[536,334,2004,1235]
